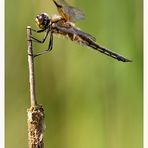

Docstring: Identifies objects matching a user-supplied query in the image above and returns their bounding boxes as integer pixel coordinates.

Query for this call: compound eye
[35,13,50,29]
[35,15,44,26]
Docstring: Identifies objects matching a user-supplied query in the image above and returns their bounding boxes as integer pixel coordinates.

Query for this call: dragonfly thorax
[35,13,51,29]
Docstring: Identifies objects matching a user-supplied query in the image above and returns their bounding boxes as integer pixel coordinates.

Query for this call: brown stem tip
[27,105,45,148]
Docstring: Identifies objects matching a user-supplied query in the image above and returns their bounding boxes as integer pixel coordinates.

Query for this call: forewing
[53,0,85,22]
[64,6,85,22]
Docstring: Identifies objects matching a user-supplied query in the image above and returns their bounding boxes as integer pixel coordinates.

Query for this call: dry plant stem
[27,26,45,148]
[27,26,37,106]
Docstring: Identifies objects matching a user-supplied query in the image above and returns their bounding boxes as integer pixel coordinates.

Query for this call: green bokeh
[5,0,143,148]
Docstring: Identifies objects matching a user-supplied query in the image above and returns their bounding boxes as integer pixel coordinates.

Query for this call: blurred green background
[5,0,143,148]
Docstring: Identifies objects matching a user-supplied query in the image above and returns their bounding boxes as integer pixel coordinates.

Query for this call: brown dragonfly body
[30,0,131,62]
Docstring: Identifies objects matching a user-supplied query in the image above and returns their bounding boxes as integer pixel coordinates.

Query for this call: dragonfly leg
[33,32,53,57]
[30,29,50,44]
[30,28,46,33]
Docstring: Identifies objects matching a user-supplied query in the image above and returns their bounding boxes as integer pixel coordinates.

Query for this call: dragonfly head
[35,13,51,29]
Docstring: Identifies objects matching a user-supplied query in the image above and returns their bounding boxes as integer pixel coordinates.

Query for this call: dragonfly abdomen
[53,24,131,62]
[72,32,131,62]
[87,41,131,62]
[53,24,87,43]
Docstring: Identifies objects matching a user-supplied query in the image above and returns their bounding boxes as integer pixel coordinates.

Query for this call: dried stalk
[27,26,45,148]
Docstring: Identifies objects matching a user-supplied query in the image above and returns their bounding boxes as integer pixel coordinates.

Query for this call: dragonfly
[30,0,131,62]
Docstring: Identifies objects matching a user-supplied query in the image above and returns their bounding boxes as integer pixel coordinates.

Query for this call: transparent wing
[64,6,85,22]
[53,0,85,22]
[74,29,96,42]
